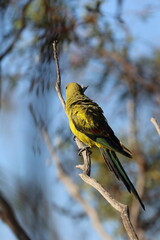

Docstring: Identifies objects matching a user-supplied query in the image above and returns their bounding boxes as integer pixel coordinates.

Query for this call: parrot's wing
[71,101,132,158]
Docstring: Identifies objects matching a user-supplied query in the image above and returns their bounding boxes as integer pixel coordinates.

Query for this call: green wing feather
[71,99,131,158]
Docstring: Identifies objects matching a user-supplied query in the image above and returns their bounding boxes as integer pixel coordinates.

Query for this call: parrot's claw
[73,136,76,141]
[78,146,92,156]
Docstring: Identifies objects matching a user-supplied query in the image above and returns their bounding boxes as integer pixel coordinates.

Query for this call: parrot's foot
[73,135,76,141]
[78,146,92,156]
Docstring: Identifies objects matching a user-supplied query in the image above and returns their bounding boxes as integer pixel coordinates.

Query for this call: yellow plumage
[65,82,130,154]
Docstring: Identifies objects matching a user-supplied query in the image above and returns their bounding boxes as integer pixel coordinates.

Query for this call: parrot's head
[66,82,88,99]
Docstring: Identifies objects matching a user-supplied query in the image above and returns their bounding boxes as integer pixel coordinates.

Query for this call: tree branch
[53,40,139,240]
[53,41,65,109]
[0,193,31,240]
[150,117,160,136]
[78,173,138,240]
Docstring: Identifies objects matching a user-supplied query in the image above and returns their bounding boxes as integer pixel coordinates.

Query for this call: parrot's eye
[65,86,68,90]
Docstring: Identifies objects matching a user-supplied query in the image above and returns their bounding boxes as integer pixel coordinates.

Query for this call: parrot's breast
[69,120,95,148]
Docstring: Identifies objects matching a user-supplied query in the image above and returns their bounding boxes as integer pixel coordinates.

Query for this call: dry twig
[53,40,139,240]
[150,117,160,136]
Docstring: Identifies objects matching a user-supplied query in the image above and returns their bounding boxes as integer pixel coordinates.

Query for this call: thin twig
[53,40,139,240]
[150,117,160,136]
[53,41,65,109]
[0,193,31,240]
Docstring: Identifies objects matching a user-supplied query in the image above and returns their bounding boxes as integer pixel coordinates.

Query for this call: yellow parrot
[65,82,145,210]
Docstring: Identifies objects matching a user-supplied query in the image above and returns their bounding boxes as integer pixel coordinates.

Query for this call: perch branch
[0,193,31,240]
[78,173,138,240]
[53,40,139,240]
[150,117,160,136]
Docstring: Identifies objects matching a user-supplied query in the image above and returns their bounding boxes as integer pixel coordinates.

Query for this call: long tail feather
[100,148,145,210]
[121,144,132,158]
[100,149,120,180]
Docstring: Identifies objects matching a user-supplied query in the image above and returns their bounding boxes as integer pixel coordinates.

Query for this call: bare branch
[78,173,138,240]
[0,193,31,240]
[52,41,65,109]
[53,41,139,240]
[150,117,160,136]
[74,138,91,176]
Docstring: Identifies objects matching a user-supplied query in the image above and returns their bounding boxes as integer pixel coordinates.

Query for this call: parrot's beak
[82,85,88,93]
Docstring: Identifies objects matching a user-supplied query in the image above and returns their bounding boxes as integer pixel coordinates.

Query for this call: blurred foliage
[0,0,160,240]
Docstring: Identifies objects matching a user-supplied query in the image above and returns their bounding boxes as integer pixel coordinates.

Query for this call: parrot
[65,82,145,210]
